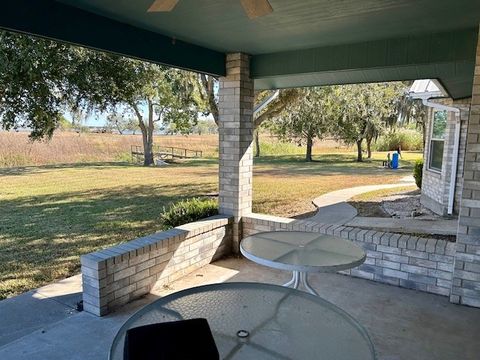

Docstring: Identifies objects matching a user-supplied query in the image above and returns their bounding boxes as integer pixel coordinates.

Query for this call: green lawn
[0,151,421,299]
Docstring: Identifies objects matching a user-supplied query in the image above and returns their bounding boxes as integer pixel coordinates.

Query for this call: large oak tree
[0,30,202,166]
[0,31,78,139]
[331,83,405,162]
[268,87,336,162]
[73,53,201,165]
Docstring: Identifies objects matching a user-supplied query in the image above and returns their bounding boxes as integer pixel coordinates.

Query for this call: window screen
[429,110,447,171]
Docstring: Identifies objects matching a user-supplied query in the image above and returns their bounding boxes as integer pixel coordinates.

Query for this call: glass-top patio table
[110,282,376,360]
[240,231,366,296]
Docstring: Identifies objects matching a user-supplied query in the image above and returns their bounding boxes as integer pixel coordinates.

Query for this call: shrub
[413,159,423,189]
[258,140,305,156]
[0,153,30,167]
[114,151,134,163]
[160,197,218,229]
[374,129,423,151]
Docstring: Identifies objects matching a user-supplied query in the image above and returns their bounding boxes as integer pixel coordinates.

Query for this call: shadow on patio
[1,257,479,360]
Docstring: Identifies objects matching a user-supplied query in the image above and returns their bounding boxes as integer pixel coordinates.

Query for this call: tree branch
[254,89,301,128]
[200,74,219,125]
[129,102,145,130]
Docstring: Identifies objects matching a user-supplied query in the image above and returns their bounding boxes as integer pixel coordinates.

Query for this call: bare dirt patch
[349,187,441,219]
[381,190,438,219]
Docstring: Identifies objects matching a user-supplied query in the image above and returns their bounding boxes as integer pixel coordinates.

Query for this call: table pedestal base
[283,271,319,296]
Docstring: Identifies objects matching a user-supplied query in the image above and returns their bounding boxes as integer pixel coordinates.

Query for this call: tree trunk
[306,135,313,162]
[142,130,154,166]
[356,139,363,162]
[366,138,372,159]
[139,122,154,166]
[200,74,219,126]
[144,101,155,166]
[116,122,124,135]
[132,102,155,166]
[254,129,260,158]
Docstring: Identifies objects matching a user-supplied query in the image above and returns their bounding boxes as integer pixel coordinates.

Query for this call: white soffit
[409,79,448,99]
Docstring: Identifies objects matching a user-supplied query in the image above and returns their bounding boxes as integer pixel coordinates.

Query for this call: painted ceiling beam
[252,28,478,99]
[0,0,226,76]
[0,1,476,98]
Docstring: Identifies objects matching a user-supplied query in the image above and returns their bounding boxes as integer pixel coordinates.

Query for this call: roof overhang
[0,1,479,98]
[0,0,226,76]
[252,28,477,99]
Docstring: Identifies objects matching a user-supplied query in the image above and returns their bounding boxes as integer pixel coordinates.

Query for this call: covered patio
[1,0,480,359]
[1,257,480,359]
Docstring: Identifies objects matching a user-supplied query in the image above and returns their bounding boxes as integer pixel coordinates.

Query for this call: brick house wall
[451,28,480,307]
[421,99,470,215]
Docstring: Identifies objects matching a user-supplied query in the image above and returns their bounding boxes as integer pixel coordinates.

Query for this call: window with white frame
[429,110,447,171]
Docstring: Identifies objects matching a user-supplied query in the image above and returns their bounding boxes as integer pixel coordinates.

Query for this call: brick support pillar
[218,53,254,252]
[451,27,480,307]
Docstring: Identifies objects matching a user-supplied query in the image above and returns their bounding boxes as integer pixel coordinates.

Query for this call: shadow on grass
[0,162,134,176]
[253,154,415,177]
[0,158,219,176]
[392,190,420,197]
[0,182,215,299]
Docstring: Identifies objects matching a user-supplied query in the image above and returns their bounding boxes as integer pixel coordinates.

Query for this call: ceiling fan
[147,0,273,19]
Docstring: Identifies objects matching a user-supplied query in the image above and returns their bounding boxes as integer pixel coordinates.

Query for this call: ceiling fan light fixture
[147,0,273,19]
[240,0,273,19]
[147,0,179,13]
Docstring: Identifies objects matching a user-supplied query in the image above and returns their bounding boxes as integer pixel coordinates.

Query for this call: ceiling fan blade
[147,0,179,12]
[240,0,273,19]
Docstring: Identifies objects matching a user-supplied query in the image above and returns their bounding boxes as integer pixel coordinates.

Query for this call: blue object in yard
[391,152,399,169]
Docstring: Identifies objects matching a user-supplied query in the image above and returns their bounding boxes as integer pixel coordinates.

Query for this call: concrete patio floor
[1,257,479,360]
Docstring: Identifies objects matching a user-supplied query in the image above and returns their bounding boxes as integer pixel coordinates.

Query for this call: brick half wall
[243,214,456,298]
[81,215,233,316]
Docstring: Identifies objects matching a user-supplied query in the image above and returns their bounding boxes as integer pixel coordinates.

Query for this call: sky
[64,109,214,127]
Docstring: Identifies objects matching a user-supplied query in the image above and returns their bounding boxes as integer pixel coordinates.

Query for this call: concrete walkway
[0,275,82,348]
[1,258,479,360]
[311,176,415,224]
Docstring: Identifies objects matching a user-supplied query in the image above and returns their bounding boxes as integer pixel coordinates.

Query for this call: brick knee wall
[243,214,456,298]
[81,215,233,316]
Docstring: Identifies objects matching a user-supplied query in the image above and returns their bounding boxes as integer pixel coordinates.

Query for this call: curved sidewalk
[310,176,415,225]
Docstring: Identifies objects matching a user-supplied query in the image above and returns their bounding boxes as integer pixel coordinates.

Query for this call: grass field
[0,131,353,167]
[0,131,422,299]
[0,132,221,167]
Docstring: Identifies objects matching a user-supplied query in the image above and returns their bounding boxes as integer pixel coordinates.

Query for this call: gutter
[412,96,461,215]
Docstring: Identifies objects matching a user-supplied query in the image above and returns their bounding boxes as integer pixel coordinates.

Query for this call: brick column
[218,53,254,252]
[451,27,480,307]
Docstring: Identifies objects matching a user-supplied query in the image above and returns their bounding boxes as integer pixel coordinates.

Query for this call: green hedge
[374,129,423,151]
[413,159,423,189]
[160,197,218,230]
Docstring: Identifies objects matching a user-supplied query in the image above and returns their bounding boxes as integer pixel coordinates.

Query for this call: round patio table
[240,231,366,296]
[109,282,376,360]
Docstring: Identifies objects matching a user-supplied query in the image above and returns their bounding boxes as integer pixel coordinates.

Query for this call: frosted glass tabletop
[240,231,366,273]
[110,282,376,360]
